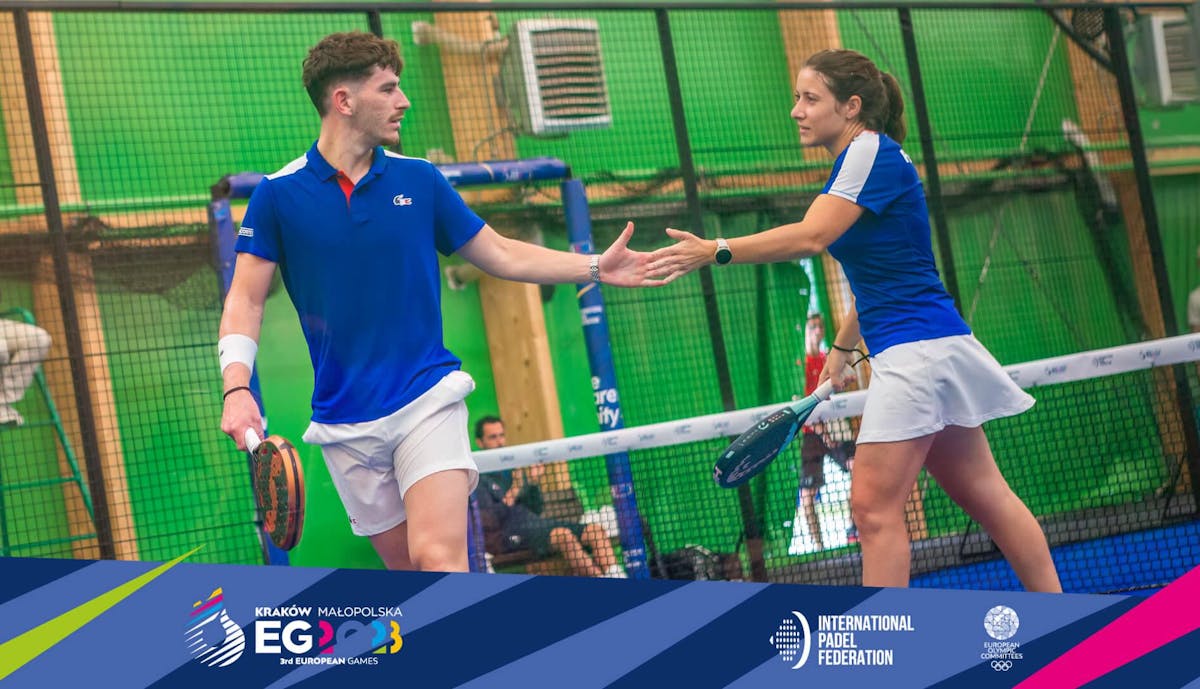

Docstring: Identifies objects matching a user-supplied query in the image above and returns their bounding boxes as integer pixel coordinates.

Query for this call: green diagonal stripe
[0,546,202,681]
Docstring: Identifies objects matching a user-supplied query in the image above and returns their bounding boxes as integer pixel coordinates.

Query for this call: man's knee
[549,527,576,549]
[31,326,51,358]
[582,523,605,540]
[409,541,466,572]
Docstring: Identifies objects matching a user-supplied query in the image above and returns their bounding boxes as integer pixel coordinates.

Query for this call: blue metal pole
[208,189,288,566]
[562,179,650,580]
[438,158,569,188]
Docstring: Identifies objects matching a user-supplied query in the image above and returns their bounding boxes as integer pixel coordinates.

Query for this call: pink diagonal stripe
[190,593,224,617]
[1017,563,1200,689]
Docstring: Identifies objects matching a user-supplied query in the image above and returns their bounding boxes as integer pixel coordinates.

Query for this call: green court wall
[1,6,1197,568]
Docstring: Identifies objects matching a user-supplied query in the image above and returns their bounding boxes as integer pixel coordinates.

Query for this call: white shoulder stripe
[828,131,880,203]
[383,150,430,163]
[266,154,308,180]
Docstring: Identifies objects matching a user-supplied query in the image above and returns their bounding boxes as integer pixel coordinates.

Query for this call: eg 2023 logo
[186,588,246,667]
[186,587,403,666]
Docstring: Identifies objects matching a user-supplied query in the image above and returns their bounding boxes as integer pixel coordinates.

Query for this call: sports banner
[1,553,1198,688]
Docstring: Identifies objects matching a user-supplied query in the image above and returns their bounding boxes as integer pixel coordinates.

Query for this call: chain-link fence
[0,2,1197,591]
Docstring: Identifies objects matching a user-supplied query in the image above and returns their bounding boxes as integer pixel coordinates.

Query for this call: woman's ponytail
[879,71,907,144]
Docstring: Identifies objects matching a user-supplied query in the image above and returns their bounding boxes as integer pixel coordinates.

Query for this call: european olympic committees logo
[981,605,1023,672]
[984,605,1019,640]
[186,587,246,667]
[769,612,813,669]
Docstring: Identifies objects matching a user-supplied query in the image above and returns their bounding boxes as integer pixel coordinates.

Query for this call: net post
[209,174,288,566]
[563,177,651,580]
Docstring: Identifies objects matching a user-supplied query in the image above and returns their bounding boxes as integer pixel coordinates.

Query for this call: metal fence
[0,1,1197,591]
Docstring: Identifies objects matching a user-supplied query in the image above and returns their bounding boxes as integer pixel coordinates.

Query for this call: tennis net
[474,334,1200,592]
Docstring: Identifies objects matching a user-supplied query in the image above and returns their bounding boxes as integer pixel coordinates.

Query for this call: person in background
[1188,244,1200,334]
[0,291,52,427]
[473,415,626,578]
[796,312,856,550]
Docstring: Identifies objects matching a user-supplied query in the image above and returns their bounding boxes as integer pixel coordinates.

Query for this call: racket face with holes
[713,389,828,488]
[251,435,305,550]
[713,407,802,488]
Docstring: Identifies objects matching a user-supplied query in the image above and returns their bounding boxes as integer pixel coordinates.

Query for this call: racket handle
[811,364,855,400]
[245,428,262,452]
[812,379,835,400]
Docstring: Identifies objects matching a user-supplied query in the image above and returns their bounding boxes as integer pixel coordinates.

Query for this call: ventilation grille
[1162,19,1199,101]
[1136,13,1199,106]
[500,19,612,135]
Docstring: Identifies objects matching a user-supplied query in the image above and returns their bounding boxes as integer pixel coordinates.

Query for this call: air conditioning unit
[499,19,612,136]
[1135,12,1200,106]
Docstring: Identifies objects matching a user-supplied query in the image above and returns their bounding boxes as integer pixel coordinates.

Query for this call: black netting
[0,4,1196,591]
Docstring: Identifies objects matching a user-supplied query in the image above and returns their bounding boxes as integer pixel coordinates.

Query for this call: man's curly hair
[302,32,402,117]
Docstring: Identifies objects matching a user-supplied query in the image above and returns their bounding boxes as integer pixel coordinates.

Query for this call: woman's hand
[646,228,716,283]
[818,348,859,392]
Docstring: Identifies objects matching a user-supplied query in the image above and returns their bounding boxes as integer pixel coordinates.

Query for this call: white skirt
[856,334,1034,443]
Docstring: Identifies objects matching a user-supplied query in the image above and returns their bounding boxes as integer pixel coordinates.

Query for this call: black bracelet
[831,343,869,367]
[223,385,253,400]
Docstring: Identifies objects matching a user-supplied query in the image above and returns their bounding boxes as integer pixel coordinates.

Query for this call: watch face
[715,248,733,265]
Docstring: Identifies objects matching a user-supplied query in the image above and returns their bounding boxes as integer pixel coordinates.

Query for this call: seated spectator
[1,293,52,427]
[473,415,626,578]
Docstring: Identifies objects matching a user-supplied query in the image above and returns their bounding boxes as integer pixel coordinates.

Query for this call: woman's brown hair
[804,49,906,143]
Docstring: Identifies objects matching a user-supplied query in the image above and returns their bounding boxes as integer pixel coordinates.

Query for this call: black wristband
[830,344,859,354]
[223,385,253,401]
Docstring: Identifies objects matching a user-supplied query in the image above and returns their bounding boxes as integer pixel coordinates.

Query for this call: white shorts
[302,370,479,536]
[856,334,1034,444]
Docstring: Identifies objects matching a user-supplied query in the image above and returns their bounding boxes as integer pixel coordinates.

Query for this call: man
[473,416,626,578]
[1189,244,1200,333]
[0,298,52,427]
[219,32,657,572]
[795,312,855,550]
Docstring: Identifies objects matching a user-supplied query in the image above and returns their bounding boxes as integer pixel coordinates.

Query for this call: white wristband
[218,334,258,373]
[589,254,601,284]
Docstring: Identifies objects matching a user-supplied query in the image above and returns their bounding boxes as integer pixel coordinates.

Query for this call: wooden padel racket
[245,428,306,551]
[713,380,834,488]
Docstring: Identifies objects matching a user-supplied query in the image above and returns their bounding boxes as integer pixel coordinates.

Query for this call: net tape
[474,333,1200,473]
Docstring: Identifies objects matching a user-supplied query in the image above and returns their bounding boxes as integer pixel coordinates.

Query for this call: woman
[648,49,1060,591]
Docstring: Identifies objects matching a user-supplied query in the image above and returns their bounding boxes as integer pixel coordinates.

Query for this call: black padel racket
[713,380,834,488]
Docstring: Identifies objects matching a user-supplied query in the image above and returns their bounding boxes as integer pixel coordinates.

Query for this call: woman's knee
[850,493,905,536]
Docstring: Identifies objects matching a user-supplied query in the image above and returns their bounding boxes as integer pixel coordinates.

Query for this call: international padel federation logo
[769,611,812,669]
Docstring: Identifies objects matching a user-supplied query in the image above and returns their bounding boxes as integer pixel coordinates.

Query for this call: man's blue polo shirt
[236,143,484,424]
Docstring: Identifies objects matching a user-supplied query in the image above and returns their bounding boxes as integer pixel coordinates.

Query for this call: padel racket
[713,380,834,488]
[245,428,306,551]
